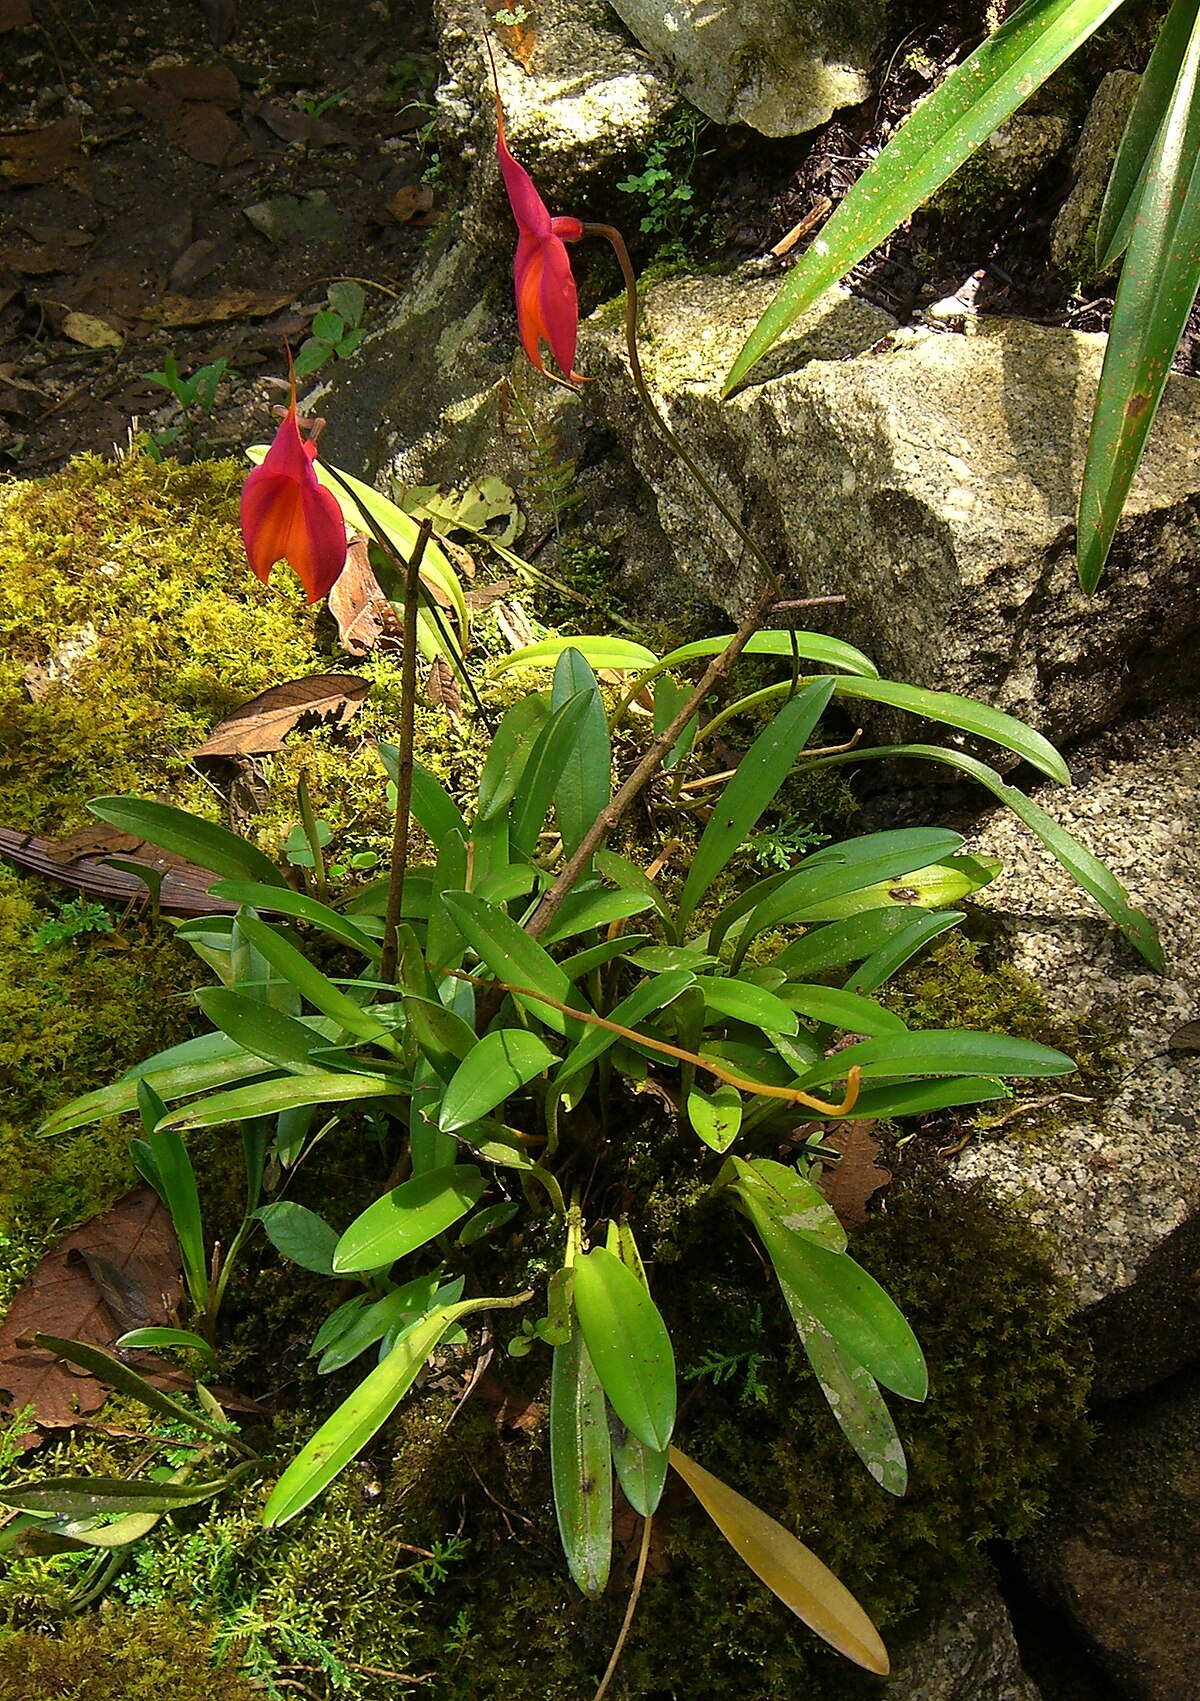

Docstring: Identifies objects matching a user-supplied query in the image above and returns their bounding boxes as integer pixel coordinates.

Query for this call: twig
[523,578,778,943]
[593,1514,654,1701]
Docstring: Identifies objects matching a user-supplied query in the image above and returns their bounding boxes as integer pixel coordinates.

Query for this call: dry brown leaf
[426,656,462,724]
[328,537,405,657]
[0,825,238,916]
[0,1187,181,1449]
[476,1373,543,1434]
[147,63,241,108]
[814,1120,891,1232]
[494,599,535,651]
[61,309,124,350]
[386,182,435,224]
[0,118,84,187]
[137,288,293,327]
[0,0,34,29]
[45,823,144,864]
[194,674,370,758]
[172,102,242,167]
[495,7,539,71]
[463,576,515,611]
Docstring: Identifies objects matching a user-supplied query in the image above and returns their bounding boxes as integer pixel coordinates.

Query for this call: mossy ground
[0,454,1098,1697]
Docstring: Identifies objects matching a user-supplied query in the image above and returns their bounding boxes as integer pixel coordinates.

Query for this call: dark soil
[0,0,441,476]
[2,0,1195,481]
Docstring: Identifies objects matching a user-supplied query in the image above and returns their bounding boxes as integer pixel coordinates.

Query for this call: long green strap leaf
[550,1325,613,1600]
[723,0,1125,392]
[1077,4,1200,592]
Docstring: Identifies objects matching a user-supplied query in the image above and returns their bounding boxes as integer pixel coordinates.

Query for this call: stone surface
[1051,72,1140,281]
[1021,1363,1200,1700]
[954,701,1200,1398]
[607,0,887,137]
[584,271,1200,748]
[886,1583,1042,1700]
[938,113,1072,223]
[435,0,676,239]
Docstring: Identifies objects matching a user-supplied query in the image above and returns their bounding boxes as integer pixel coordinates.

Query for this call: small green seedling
[293,282,366,379]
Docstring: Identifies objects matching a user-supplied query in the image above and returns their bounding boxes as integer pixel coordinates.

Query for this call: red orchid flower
[240,360,348,603]
[486,38,584,384]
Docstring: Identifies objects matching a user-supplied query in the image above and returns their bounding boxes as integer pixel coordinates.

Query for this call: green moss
[0,1608,259,1701]
[881,930,1126,1099]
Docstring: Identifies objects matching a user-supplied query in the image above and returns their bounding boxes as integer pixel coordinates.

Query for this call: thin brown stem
[584,222,780,601]
[380,518,433,984]
[593,1514,654,1701]
[523,578,777,943]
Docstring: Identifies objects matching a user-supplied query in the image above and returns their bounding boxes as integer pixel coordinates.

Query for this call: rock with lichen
[607,0,888,137]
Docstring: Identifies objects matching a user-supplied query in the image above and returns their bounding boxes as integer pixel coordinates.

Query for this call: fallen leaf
[61,309,124,350]
[386,182,435,224]
[147,63,242,108]
[476,1372,543,1434]
[494,599,536,651]
[0,1187,181,1448]
[243,190,344,246]
[137,287,293,327]
[494,6,539,71]
[193,674,370,758]
[426,656,462,723]
[246,97,351,147]
[463,576,515,611]
[1168,1018,1200,1054]
[228,761,271,832]
[45,823,144,864]
[0,825,239,917]
[328,537,404,657]
[195,0,237,47]
[172,102,242,167]
[0,118,83,186]
[0,0,34,29]
[813,1121,890,1232]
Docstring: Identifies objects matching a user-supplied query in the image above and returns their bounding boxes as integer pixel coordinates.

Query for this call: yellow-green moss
[0,1608,259,1701]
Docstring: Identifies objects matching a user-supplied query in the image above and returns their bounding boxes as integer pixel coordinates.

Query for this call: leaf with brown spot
[61,310,124,350]
[0,1187,181,1449]
[327,537,404,657]
[426,656,462,724]
[193,674,370,758]
[137,288,294,327]
[814,1120,890,1233]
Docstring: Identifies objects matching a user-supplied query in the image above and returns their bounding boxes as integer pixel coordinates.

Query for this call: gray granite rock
[607,0,887,137]
[1051,72,1140,282]
[955,701,1200,1398]
[885,1583,1042,1700]
[584,271,1200,749]
[1022,1362,1200,1700]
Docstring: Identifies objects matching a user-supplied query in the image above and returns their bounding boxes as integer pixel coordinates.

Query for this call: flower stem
[381,517,433,985]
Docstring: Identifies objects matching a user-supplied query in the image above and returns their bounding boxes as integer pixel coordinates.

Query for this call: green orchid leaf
[114,1327,220,1371]
[551,649,612,859]
[803,743,1164,971]
[193,988,332,1074]
[847,1077,1007,1118]
[440,891,585,1037]
[159,1070,402,1129]
[438,1030,557,1132]
[474,691,551,825]
[678,680,836,931]
[231,911,390,1043]
[555,968,694,1084]
[686,1082,743,1152]
[537,887,654,948]
[31,1336,231,1442]
[723,0,1124,392]
[0,1472,247,1519]
[38,1039,276,1136]
[785,1303,908,1496]
[378,748,470,845]
[510,689,595,861]
[257,1201,341,1274]
[491,635,658,675]
[693,976,799,1035]
[730,1156,847,1252]
[401,992,477,1082]
[736,1201,927,1402]
[1078,4,1200,592]
[262,1290,529,1526]
[573,1246,676,1453]
[209,883,381,959]
[133,1088,207,1309]
[316,1273,450,1375]
[88,796,285,887]
[653,629,878,679]
[777,984,908,1038]
[843,911,966,997]
[332,1164,486,1273]
[830,678,1069,783]
[550,1324,613,1600]
[669,1446,890,1674]
[798,1028,1074,1091]
[770,908,943,980]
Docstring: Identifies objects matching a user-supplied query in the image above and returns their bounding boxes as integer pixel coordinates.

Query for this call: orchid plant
[12,34,1164,1698]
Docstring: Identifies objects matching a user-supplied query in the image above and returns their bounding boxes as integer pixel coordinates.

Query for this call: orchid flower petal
[239,381,348,603]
